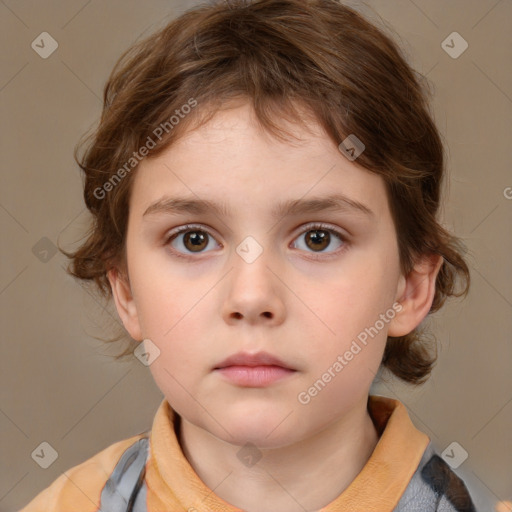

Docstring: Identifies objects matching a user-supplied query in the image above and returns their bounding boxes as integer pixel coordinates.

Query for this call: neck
[178,398,380,512]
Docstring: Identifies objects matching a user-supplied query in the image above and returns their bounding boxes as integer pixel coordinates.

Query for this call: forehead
[162,100,329,158]
[130,101,389,218]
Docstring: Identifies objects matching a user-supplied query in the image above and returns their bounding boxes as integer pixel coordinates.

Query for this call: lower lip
[215,365,296,387]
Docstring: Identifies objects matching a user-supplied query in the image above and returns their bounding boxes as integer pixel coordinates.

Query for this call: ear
[388,253,444,337]
[107,267,143,341]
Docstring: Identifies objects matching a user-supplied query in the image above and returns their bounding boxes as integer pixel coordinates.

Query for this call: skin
[108,101,442,512]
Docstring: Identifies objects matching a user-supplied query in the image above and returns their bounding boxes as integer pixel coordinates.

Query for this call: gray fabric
[394,442,477,512]
[98,436,149,512]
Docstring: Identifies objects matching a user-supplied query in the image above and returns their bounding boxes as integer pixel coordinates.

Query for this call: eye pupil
[306,230,330,251]
[184,231,208,252]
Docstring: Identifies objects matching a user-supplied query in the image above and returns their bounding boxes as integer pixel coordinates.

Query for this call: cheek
[314,263,396,334]
[299,255,398,373]
[143,308,207,410]
[130,272,209,379]
[129,249,195,334]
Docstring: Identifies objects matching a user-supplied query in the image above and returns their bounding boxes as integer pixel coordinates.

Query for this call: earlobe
[107,267,143,341]
[388,253,444,337]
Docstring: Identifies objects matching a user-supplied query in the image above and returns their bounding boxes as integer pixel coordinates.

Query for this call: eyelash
[164,223,349,260]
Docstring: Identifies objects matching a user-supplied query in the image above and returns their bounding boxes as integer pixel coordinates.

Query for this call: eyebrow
[142,193,375,220]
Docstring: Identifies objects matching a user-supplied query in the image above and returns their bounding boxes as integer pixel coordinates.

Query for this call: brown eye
[166,225,219,256]
[292,224,345,255]
[304,229,331,252]
[183,231,209,252]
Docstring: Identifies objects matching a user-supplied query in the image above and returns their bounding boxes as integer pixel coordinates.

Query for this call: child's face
[111,101,407,448]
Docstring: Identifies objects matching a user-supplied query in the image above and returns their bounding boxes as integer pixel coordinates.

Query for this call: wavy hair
[60,0,470,384]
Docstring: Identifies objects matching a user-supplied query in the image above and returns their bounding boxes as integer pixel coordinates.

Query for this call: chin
[213,408,301,449]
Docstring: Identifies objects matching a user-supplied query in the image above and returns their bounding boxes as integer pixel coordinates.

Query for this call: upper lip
[213,351,295,370]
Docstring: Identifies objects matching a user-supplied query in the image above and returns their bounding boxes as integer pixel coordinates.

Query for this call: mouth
[213,351,297,387]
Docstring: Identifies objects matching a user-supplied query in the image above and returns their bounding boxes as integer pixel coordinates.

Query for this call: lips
[213,351,294,370]
[213,351,297,387]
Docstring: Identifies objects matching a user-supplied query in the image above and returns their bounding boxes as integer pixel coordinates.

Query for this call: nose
[221,242,286,326]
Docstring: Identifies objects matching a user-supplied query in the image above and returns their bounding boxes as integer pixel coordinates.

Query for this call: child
[20,0,477,510]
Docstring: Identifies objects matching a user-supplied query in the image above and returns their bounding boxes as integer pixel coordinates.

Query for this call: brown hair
[60,0,470,384]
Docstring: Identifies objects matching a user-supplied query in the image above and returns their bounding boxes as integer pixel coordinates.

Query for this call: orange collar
[146,395,429,511]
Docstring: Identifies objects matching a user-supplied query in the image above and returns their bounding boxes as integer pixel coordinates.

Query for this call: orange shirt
[19,395,475,511]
